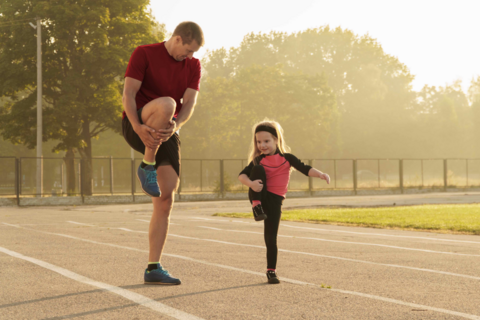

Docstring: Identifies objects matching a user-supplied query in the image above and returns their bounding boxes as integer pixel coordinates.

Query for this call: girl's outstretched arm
[308,168,330,184]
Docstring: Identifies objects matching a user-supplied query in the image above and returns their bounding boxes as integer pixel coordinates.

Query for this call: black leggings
[249,165,284,269]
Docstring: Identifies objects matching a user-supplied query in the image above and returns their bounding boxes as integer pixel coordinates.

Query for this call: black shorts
[122,108,181,176]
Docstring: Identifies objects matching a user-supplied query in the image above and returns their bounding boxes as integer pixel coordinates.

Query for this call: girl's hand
[320,173,330,184]
[250,179,264,192]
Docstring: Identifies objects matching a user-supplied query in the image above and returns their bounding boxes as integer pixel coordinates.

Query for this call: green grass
[213,204,480,235]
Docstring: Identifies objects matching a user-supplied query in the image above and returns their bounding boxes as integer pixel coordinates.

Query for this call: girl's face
[256,131,278,156]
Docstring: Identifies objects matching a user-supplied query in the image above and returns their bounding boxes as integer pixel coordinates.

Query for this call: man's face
[172,36,200,61]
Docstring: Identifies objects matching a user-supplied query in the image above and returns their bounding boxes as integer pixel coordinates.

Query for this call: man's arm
[122,77,160,150]
[157,88,199,138]
[175,88,199,130]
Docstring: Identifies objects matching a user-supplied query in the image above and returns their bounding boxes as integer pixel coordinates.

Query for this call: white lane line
[173,233,480,280]
[197,226,480,257]
[190,217,480,245]
[65,222,480,281]
[191,217,254,224]
[117,227,147,233]
[3,223,479,320]
[135,219,180,225]
[67,221,96,227]
[282,224,480,245]
[193,226,480,281]
[0,246,203,320]
[67,221,148,234]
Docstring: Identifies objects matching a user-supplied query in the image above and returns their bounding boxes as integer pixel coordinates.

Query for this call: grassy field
[214,204,480,235]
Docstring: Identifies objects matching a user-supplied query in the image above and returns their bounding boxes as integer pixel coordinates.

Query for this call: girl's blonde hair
[248,118,291,165]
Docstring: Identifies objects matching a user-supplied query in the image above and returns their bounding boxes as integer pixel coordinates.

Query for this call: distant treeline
[0,3,478,161]
[182,27,480,160]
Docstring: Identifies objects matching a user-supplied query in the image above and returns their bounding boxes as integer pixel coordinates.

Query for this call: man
[122,22,204,285]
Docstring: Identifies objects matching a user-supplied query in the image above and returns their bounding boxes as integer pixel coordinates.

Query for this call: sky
[149,0,480,93]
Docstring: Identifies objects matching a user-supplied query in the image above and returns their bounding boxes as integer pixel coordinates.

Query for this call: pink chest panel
[260,154,291,197]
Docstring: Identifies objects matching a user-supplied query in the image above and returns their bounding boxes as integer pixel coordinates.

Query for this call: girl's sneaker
[266,270,280,284]
[252,204,267,221]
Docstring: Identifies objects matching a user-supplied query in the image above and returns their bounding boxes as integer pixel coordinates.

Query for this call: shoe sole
[144,281,181,285]
[254,215,267,221]
[136,175,161,198]
[268,279,280,284]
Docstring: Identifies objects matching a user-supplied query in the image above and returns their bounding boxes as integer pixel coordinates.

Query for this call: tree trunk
[79,118,93,196]
[64,148,76,196]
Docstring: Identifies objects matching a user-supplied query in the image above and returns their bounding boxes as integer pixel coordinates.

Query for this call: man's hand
[250,179,264,192]
[320,173,331,184]
[134,124,161,150]
[157,119,177,142]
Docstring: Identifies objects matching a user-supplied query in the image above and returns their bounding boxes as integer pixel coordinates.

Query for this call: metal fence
[1,157,480,200]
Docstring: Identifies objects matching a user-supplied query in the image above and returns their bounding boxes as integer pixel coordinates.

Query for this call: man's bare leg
[149,164,179,262]
[144,164,181,284]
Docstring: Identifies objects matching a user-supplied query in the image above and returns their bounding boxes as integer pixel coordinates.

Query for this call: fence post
[421,159,424,187]
[377,159,381,188]
[353,160,357,195]
[200,160,203,192]
[15,158,20,205]
[334,159,337,189]
[444,159,448,191]
[18,157,23,194]
[308,160,313,195]
[80,159,84,204]
[399,159,404,194]
[61,163,65,195]
[466,159,469,187]
[220,160,224,197]
[110,156,114,195]
[131,159,135,202]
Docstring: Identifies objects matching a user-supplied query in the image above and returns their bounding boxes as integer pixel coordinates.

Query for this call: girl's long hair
[248,118,291,165]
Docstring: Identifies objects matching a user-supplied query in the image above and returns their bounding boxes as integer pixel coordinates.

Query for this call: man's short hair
[173,21,204,47]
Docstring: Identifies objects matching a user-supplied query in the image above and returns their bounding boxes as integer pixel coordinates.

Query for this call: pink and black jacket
[239,152,312,198]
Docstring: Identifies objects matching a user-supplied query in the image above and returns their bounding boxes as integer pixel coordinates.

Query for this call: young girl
[238,119,330,284]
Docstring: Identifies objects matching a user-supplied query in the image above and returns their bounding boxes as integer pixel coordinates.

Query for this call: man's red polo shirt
[123,41,201,119]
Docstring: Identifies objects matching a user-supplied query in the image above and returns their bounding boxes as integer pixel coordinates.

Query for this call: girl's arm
[238,174,264,192]
[238,174,253,188]
[238,161,264,192]
[284,154,330,184]
[308,168,331,184]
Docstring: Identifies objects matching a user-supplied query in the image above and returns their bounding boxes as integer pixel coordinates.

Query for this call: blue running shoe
[144,265,181,285]
[137,164,160,197]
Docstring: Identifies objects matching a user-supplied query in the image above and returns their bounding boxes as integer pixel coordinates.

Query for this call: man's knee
[152,97,176,113]
[160,192,175,207]
[142,97,176,123]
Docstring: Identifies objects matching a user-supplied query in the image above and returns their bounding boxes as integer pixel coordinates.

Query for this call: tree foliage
[182,64,338,159]
[0,0,163,193]
[196,27,415,158]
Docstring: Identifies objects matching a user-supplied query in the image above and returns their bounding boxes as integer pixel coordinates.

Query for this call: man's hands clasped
[157,119,177,142]
[134,120,177,151]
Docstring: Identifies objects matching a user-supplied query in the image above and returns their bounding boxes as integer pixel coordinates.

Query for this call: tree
[201,27,416,158]
[182,64,338,160]
[468,77,480,154]
[414,82,470,158]
[0,0,164,194]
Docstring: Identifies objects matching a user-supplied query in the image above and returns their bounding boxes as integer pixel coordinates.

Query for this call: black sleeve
[284,153,312,176]
[239,161,254,177]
